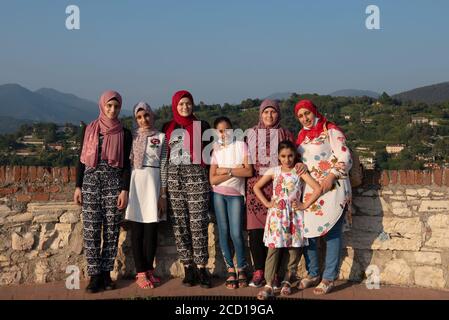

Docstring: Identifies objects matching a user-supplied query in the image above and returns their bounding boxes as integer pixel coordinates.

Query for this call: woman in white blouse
[294,99,352,295]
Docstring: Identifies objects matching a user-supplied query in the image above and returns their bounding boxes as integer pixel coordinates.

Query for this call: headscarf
[80,90,124,168]
[247,99,293,172]
[294,99,343,146]
[164,90,204,165]
[130,102,157,169]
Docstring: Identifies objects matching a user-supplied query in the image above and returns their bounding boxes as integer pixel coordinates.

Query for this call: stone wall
[1,166,448,290]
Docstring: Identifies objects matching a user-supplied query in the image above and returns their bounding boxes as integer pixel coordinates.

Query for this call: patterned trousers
[81,162,122,276]
[167,164,210,266]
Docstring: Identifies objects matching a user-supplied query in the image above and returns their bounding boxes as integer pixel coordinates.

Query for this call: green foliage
[1,93,448,169]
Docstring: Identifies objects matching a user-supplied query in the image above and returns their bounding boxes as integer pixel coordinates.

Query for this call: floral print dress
[297,128,352,238]
[263,166,308,248]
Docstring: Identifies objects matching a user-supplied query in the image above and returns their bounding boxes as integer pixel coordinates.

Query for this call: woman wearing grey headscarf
[125,102,168,289]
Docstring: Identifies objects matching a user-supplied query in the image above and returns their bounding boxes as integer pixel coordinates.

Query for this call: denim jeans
[213,193,247,269]
[303,209,346,281]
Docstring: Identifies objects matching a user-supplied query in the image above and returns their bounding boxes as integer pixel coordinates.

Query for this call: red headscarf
[80,90,124,168]
[164,90,203,165]
[294,99,343,146]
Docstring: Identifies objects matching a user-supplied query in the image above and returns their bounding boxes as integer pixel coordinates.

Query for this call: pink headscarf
[80,90,124,168]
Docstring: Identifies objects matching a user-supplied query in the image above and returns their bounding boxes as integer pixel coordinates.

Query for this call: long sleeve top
[75,125,133,191]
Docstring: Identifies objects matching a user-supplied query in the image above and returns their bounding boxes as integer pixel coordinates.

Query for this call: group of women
[74,89,352,299]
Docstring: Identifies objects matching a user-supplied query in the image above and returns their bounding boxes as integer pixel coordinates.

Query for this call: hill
[393,81,449,104]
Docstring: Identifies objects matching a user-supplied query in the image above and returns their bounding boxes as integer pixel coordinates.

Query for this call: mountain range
[392,81,449,104]
[0,84,132,133]
[329,89,380,98]
[1,81,449,134]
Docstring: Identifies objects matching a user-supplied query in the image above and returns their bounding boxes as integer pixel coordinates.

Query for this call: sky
[1,0,449,110]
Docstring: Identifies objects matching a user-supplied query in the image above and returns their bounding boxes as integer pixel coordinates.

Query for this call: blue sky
[1,0,449,110]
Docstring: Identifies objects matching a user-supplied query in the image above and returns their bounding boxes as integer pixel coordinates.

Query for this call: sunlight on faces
[104,99,121,120]
[261,107,278,128]
[177,97,193,117]
[296,108,316,129]
[135,109,152,129]
[278,147,296,168]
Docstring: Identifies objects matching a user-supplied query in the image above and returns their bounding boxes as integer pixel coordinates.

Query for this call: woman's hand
[292,200,305,211]
[295,163,307,176]
[158,196,168,218]
[73,187,82,206]
[292,200,307,211]
[117,190,129,210]
[320,173,336,194]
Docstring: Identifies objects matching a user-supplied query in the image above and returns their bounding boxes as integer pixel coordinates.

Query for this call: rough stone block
[414,267,446,289]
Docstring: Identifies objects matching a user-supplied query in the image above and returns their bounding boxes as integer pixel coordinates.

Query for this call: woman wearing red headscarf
[74,90,132,293]
[162,90,212,288]
[294,99,352,295]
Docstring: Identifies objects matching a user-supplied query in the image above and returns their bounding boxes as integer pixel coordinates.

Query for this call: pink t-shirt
[211,141,248,196]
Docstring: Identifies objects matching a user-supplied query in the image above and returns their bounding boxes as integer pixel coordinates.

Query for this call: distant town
[1,92,448,170]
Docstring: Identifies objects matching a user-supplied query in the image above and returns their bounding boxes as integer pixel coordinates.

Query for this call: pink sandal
[146,270,161,284]
[136,272,154,289]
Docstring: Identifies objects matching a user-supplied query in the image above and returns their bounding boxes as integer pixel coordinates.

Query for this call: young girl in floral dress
[253,140,321,299]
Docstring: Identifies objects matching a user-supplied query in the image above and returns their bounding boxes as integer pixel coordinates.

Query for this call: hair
[108,97,120,103]
[213,116,233,129]
[135,107,146,115]
[278,140,298,157]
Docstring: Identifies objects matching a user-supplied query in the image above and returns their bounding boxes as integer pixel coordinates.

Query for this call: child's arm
[215,143,253,178]
[210,164,232,185]
[217,155,253,177]
[253,171,274,208]
[298,172,322,210]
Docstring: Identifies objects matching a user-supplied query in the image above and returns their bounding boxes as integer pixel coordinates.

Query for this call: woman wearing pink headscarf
[74,90,132,293]
[294,99,352,295]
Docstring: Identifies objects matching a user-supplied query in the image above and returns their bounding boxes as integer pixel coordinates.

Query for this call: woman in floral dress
[294,99,352,295]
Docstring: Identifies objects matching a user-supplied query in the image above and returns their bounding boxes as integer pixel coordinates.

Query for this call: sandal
[257,285,274,300]
[280,281,292,296]
[299,275,320,289]
[225,269,238,289]
[146,269,161,284]
[135,272,153,289]
[237,269,248,288]
[313,280,334,295]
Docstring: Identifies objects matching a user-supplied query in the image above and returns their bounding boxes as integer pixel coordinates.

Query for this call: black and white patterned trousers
[82,162,122,276]
[167,164,210,266]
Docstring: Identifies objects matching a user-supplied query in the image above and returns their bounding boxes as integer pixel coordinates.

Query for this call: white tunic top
[125,132,168,223]
[297,128,352,238]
